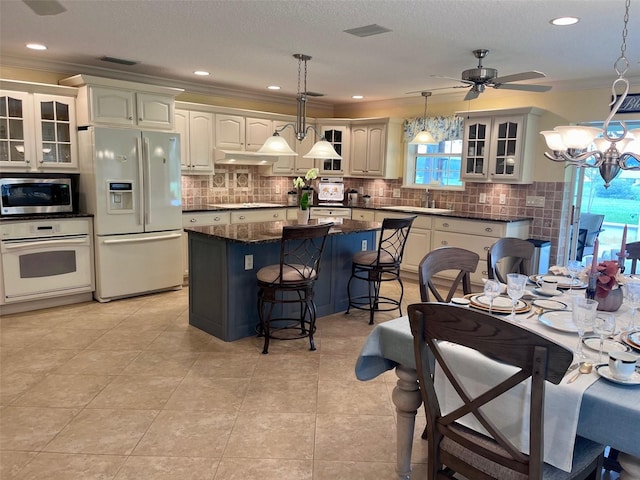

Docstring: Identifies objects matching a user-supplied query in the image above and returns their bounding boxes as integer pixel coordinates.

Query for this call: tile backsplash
[182,166,568,262]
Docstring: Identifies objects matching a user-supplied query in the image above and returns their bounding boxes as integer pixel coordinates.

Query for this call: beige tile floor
[0,280,620,480]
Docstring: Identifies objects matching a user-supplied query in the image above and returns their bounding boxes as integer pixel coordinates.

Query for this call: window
[406,140,463,188]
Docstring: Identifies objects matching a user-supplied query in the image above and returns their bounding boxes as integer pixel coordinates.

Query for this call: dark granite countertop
[185,218,381,245]
[182,203,531,223]
[0,213,94,222]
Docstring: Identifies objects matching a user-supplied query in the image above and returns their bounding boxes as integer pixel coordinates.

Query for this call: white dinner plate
[533,287,563,297]
[538,310,583,333]
[532,299,567,310]
[532,275,586,289]
[451,297,470,305]
[595,365,640,385]
[582,336,630,354]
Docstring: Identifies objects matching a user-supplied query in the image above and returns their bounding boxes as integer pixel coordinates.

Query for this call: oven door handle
[3,237,89,250]
[102,233,182,245]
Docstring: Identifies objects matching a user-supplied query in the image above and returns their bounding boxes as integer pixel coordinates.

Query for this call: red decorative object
[594,260,622,298]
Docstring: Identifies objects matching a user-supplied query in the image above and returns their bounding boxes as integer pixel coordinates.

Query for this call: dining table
[355,284,640,480]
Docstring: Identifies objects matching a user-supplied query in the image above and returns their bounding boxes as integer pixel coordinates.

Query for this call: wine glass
[567,260,583,294]
[483,279,502,315]
[593,314,616,363]
[624,281,640,332]
[572,297,598,360]
[507,273,528,321]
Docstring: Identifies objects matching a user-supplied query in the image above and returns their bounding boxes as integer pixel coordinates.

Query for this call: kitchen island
[185,218,380,341]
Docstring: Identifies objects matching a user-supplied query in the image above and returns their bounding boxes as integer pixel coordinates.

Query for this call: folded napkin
[434,342,592,472]
[481,277,507,294]
[549,265,569,276]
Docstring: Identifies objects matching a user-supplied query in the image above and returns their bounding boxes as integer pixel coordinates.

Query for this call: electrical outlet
[499,193,506,205]
[361,240,367,251]
[392,188,401,198]
[378,187,384,197]
[479,193,487,204]
[525,196,545,207]
[358,186,364,195]
[244,254,253,270]
[275,184,281,194]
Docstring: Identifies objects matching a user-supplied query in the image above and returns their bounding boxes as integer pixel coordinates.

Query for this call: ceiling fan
[432,49,552,101]
[22,0,66,16]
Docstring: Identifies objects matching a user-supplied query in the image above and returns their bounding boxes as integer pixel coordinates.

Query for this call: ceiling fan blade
[491,71,546,84]
[464,89,480,101]
[492,83,552,92]
[302,91,324,97]
[430,74,475,86]
[23,0,66,15]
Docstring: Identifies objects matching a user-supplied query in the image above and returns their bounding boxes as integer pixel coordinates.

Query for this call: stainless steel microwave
[0,177,74,215]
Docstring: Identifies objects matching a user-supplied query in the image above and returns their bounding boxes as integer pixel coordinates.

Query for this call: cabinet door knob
[442,223,449,228]
[485,227,493,233]
[214,217,220,221]
[128,116,133,120]
[441,240,448,246]
[239,215,245,220]
[273,213,279,218]
[484,246,490,251]
[190,218,197,223]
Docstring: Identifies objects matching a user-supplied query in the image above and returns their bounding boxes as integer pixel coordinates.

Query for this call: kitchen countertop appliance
[311,177,351,219]
[78,126,183,302]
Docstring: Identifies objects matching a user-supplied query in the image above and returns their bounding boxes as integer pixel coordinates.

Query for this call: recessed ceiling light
[267,85,281,90]
[550,16,579,26]
[193,71,210,76]
[352,95,364,99]
[26,43,47,50]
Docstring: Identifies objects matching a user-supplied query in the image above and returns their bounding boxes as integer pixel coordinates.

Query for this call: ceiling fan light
[303,140,342,159]
[257,135,297,156]
[540,130,566,151]
[409,130,437,145]
[554,126,601,149]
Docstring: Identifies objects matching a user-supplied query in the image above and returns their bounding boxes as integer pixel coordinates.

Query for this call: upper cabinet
[60,74,183,130]
[318,122,350,175]
[349,118,401,178]
[459,107,542,184]
[175,108,214,174]
[0,80,78,171]
[214,114,273,152]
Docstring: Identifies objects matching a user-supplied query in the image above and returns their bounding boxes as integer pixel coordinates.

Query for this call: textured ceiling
[1,0,639,104]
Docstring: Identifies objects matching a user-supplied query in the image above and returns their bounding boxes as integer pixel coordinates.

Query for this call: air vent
[343,24,392,38]
[100,56,138,66]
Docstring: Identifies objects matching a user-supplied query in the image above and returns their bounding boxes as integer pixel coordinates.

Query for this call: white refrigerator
[78,126,183,302]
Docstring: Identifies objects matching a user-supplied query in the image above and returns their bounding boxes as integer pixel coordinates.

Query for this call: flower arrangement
[593,260,625,298]
[293,168,319,210]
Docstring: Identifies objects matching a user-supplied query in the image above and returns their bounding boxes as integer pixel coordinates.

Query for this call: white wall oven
[0,218,93,303]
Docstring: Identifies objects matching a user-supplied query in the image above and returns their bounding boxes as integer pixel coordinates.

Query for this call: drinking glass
[507,273,528,321]
[572,297,598,360]
[567,260,583,293]
[483,279,502,315]
[624,281,640,332]
[593,314,616,363]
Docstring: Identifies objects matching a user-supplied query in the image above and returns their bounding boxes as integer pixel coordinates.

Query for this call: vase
[297,208,310,225]
[595,287,623,312]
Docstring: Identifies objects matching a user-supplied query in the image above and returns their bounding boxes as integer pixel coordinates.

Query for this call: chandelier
[540,0,640,188]
[258,54,342,160]
[409,91,437,144]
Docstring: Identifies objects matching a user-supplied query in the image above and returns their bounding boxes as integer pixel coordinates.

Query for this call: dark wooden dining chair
[418,247,479,303]
[626,240,640,274]
[487,237,535,283]
[256,223,332,354]
[408,302,605,480]
[346,216,416,324]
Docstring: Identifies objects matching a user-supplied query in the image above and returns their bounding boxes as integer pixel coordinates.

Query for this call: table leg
[391,365,423,480]
[618,453,640,480]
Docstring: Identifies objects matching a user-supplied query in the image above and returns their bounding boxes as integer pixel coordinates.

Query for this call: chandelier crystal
[541,0,640,188]
[258,54,342,160]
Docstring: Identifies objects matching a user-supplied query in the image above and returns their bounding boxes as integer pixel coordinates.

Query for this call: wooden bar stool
[256,223,332,354]
[345,216,416,325]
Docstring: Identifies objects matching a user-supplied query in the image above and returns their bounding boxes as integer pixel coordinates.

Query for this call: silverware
[565,362,580,375]
[526,307,543,319]
[567,362,593,384]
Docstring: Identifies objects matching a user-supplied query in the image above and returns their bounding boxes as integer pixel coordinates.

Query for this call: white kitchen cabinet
[349,118,401,178]
[214,114,273,152]
[459,107,541,184]
[431,217,530,284]
[182,211,230,278]
[318,123,349,174]
[351,208,375,222]
[60,74,182,130]
[0,81,78,171]
[175,109,214,174]
[374,211,432,273]
[231,208,287,224]
[270,120,298,175]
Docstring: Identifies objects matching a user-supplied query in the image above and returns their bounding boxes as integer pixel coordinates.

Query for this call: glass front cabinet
[460,107,541,184]
[318,124,349,175]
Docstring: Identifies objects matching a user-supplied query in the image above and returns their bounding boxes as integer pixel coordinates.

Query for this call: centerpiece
[589,260,625,311]
[292,167,319,224]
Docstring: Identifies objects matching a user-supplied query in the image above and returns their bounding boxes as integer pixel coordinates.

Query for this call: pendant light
[409,91,437,144]
[540,0,640,188]
[258,54,342,159]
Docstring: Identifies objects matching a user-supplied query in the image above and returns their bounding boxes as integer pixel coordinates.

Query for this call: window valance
[403,115,463,143]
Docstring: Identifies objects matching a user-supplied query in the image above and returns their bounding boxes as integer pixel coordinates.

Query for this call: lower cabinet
[182,211,231,279]
[431,217,530,285]
[230,209,287,224]
[351,208,375,222]
[373,211,432,273]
